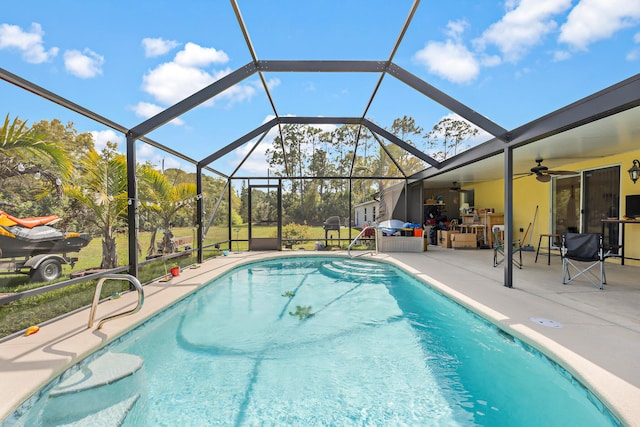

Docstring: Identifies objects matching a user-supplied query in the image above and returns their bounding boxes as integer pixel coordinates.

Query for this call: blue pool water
[9,256,619,426]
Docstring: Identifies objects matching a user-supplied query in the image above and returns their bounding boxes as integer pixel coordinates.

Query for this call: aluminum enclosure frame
[2,0,640,289]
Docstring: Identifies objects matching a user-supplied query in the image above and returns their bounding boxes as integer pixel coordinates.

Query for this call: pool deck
[1,247,639,425]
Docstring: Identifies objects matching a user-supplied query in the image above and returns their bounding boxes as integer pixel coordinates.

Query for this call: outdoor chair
[561,232,608,290]
[492,225,523,269]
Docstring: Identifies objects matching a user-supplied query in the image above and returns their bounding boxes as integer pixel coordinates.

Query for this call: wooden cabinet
[459,213,504,247]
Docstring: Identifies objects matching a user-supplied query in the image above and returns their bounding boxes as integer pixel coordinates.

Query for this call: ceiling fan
[518,158,577,182]
[449,181,469,192]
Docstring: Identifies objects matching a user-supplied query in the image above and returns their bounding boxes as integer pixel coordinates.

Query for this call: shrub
[282,223,311,245]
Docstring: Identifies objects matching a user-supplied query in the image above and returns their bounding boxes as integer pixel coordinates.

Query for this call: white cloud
[265,77,280,90]
[64,48,104,78]
[413,39,480,83]
[628,32,640,60]
[413,19,480,83]
[137,142,156,158]
[142,37,180,57]
[233,140,272,175]
[140,43,264,115]
[553,50,572,61]
[445,19,469,41]
[142,61,217,105]
[627,48,640,61]
[479,54,502,67]
[229,115,337,176]
[129,101,185,126]
[90,129,123,152]
[174,42,229,67]
[559,0,640,50]
[475,0,572,62]
[0,22,58,63]
[219,78,280,107]
[136,143,195,174]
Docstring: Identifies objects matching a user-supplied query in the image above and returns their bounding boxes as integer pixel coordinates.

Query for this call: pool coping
[1,250,638,425]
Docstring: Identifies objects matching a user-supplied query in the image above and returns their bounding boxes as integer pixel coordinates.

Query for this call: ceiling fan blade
[536,174,552,183]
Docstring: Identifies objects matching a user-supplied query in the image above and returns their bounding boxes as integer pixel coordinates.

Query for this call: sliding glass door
[583,166,620,251]
[553,165,620,252]
[553,175,581,235]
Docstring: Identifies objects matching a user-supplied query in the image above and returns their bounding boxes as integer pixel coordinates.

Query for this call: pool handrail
[88,274,144,330]
[347,225,378,257]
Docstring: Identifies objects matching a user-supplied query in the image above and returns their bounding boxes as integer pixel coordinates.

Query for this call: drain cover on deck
[530,317,563,328]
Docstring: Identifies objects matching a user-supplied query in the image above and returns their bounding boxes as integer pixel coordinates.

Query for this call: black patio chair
[561,233,608,290]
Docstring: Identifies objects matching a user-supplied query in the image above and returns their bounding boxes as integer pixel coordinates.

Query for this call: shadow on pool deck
[1,248,639,425]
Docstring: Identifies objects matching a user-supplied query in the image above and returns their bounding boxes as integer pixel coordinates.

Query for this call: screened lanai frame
[1,0,639,293]
[121,0,509,273]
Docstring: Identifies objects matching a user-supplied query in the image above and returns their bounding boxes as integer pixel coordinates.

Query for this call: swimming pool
[8,256,619,426]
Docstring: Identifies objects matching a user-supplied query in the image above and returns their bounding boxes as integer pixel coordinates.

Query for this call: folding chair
[492,225,523,269]
[561,233,607,290]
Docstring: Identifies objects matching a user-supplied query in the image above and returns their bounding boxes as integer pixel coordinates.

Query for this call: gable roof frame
[126,59,508,178]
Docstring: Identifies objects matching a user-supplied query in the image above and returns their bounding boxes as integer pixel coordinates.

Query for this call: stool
[535,233,560,265]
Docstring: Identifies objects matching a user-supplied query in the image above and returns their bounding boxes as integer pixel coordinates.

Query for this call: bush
[231,209,243,226]
[282,223,311,246]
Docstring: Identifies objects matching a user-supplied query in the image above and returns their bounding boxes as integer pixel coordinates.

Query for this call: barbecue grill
[323,216,341,246]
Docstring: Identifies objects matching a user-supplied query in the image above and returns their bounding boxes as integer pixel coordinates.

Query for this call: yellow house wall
[465,149,640,266]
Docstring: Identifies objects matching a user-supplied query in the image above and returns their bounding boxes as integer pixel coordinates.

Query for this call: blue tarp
[377,219,421,235]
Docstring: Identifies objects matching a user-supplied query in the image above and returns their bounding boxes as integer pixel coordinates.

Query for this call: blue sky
[1,0,640,176]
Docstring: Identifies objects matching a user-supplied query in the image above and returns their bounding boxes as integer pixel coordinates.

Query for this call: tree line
[241,115,478,225]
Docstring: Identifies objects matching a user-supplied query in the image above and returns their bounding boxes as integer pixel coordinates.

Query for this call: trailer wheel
[31,258,63,282]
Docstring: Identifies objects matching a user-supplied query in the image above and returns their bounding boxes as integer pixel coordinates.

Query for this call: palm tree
[0,114,71,197]
[64,144,128,269]
[138,166,196,256]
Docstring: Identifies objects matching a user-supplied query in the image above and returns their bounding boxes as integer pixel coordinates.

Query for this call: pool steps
[320,259,397,280]
[54,394,140,427]
[42,352,144,426]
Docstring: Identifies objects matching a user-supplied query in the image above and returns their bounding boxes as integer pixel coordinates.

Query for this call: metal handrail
[347,225,378,258]
[88,274,144,330]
